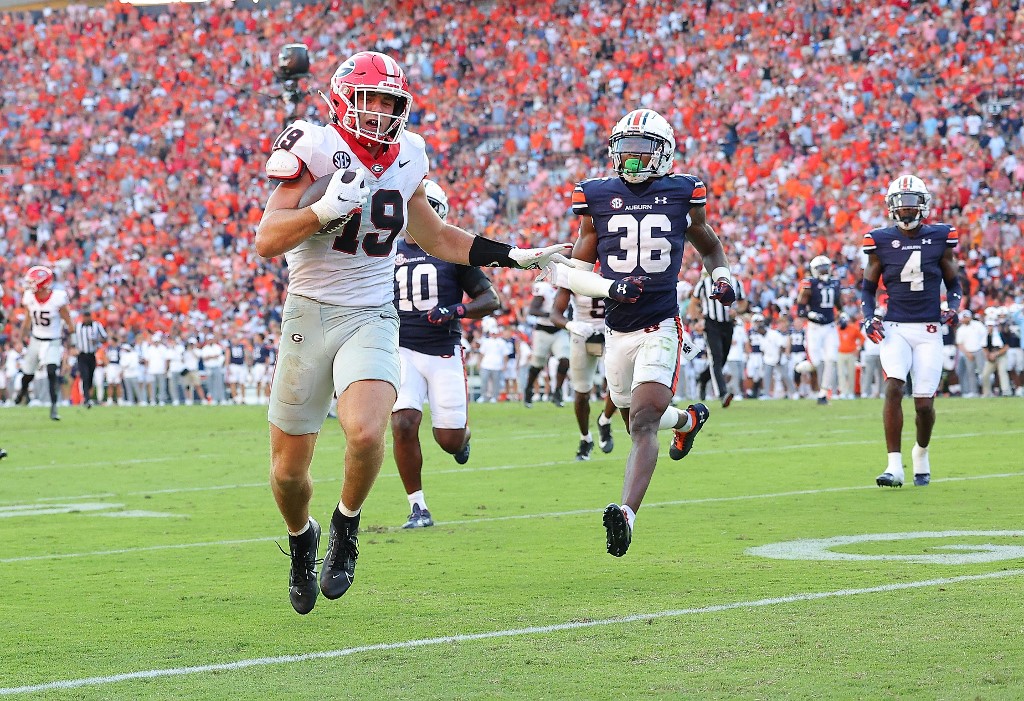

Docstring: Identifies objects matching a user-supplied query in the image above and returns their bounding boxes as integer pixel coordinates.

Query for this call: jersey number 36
[605,213,673,274]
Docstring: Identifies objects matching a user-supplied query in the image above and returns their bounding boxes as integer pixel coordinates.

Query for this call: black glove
[427,303,467,325]
[863,316,885,343]
[608,276,648,304]
[710,277,736,305]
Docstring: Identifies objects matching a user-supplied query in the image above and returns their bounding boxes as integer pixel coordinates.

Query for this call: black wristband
[468,236,515,268]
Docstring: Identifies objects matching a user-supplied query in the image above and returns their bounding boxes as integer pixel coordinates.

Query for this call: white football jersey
[530,280,557,325]
[267,119,430,307]
[22,288,69,340]
[571,293,607,333]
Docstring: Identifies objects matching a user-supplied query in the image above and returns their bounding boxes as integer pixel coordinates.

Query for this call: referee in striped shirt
[689,273,747,407]
[74,310,108,408]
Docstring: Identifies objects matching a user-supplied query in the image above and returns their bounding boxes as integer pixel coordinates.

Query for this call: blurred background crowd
[1,0,1022,406]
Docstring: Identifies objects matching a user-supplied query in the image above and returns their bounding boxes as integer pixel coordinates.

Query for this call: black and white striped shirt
[693,275,746,323]
[74,320,108,354]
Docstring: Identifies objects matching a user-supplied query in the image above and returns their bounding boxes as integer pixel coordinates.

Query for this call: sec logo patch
[610,197,624,210]
[333,151,351,169]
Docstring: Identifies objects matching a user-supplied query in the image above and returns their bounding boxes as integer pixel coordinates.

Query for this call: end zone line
[2,569,1021,696]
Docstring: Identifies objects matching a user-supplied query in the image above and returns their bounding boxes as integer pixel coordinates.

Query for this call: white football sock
[407,490,427,511]
[338,500,360,518]
[887,452,904,480]
[580,432,593,442]
[622,504,636,531]
[288,520,310,537]
[659,406,693,432]
[912,444,930,475]
[597,412,612,426]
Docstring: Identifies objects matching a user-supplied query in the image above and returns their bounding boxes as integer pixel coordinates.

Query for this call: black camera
[275,43,311,105]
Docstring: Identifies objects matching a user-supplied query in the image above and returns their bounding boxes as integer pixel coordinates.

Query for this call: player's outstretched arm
[407,184,569,269]
[685,206,736,305]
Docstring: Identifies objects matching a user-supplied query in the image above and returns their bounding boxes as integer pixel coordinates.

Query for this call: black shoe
[816,396,829,405]
[85,399,93,409]
[523,389,533,408]
[669,403,709,460]
[453,440,471,465]
[402,504,434,529]
[721,392,734,409]
[551,389,564,407]
[913,473,930,487]
[0,448,7,460]
[598,421,614,453]
[320,510,359,599]
[281,517,320,615]
[575,438,594,461]
[876,472,904,488]
[50,405,60,421]
[603,503,632,557]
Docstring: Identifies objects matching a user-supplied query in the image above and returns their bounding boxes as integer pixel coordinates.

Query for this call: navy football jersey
[863,223,957,323]
[229,343,246,365]
[254,342,274,364]
[572,173,705,332]
[799,277,841,324]
[789,329,806,353]
[748,330,764,354]
[394,238,491,356]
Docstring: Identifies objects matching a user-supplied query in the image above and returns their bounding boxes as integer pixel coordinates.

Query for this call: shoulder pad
[266,149,305,181]
[403,129,426,151]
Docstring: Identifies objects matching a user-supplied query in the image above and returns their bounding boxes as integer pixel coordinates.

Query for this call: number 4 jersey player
[860,174,962,489]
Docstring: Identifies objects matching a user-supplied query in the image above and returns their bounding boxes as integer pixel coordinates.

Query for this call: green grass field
[2,397,1023,700]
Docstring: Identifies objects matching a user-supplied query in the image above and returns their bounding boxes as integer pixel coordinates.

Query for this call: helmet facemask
[333,85,410,145]
[609,133,670,184]
[887,191,930,231]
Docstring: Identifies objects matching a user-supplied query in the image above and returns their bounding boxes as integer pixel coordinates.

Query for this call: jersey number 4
[331,189,404,257]
[605,214,673,274]
[900,250,924,291]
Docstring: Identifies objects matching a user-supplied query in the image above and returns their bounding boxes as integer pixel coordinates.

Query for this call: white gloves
[508,244,573,270]
[806,311,825,323]
[564,320,591,337]
[309,167,369,226]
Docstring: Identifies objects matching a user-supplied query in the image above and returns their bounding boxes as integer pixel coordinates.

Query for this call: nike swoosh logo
[331,573,352,581]
[398,160,410,168]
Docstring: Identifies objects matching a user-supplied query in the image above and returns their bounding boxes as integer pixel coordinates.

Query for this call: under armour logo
[922,238,932,244]
[616,284,627,295]
[654,196,668,204]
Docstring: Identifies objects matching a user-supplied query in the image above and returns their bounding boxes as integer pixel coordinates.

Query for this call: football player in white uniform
[255,51,570,614]
[522,278,568,407]
[14,266,73,421]
[550,287,617,461]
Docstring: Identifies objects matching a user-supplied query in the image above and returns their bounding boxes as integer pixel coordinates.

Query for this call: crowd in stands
[1,0,1023,405]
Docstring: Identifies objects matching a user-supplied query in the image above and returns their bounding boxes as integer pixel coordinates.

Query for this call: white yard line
[1,569,1020,696]
[2,471,1022,564]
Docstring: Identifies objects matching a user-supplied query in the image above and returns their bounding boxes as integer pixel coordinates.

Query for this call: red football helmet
[322,51,412,145]
[24,265,54,294]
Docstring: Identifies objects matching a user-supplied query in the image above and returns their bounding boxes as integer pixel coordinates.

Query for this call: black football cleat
[575,438,594,461]
[453,440,471,465]
[0,447,7,460]
[913,473,931,487]
[402,504,434,529]
[603,503,632,557]
[281,517,320,615]
[320,511,360,599]
[876,472,904,488]
[721,392,734,409]
[598,421,614,453]
[669,403,709,460]
[551,388,564,407]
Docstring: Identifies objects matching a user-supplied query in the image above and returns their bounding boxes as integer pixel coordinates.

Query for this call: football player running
[546,108,737,557]
[391,179,500,529]
[861,175,963,488]
[14,266,73,421]
[256,51,570,614]
[550,284,617,461]
[796,255,842,404]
